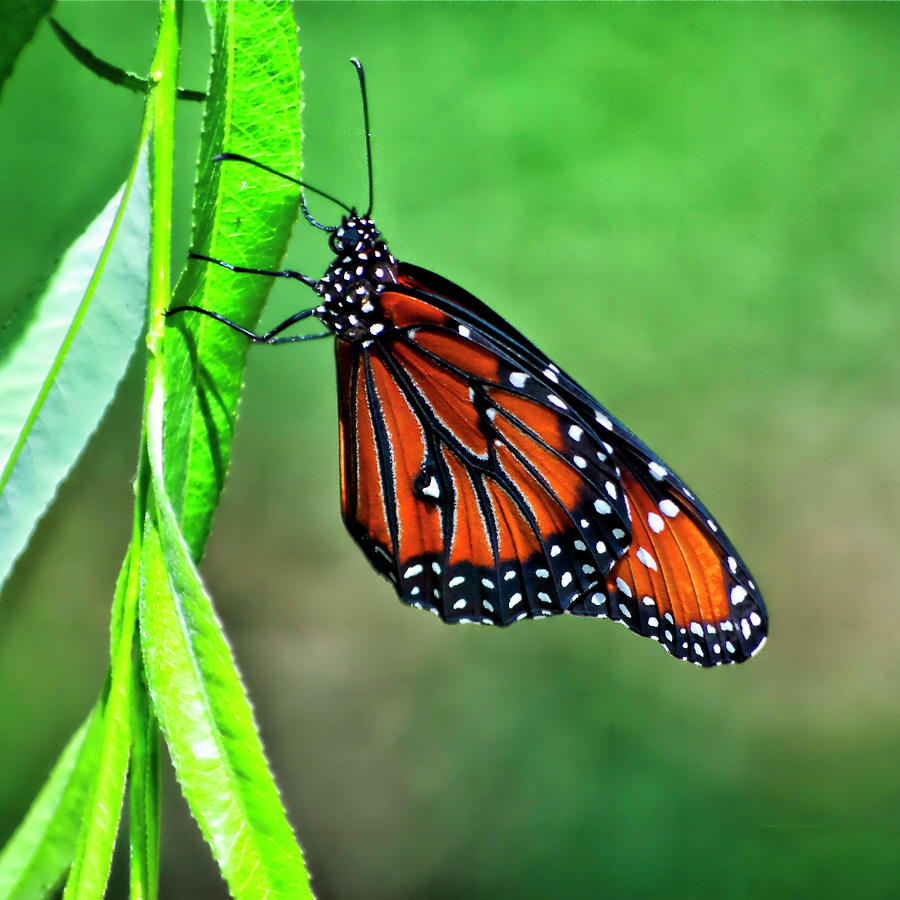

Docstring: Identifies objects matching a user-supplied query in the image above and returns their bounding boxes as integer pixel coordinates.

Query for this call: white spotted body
[314,215,399,342]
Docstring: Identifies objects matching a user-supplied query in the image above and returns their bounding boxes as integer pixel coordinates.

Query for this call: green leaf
[127,655,160,900]
[163,0,302,558]
[0,0,54,97]
[138,4,311,895]
[0,535,135,900]
[0,706,103,900]
[140,390,312,899]
[0,144,149,594]
[62,548,142,900]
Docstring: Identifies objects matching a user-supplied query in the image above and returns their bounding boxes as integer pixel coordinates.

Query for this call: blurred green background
[2,3,899,898]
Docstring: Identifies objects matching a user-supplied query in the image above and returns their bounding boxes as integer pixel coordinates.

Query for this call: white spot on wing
[509,372,528,388]
[568,425,583,441]
[421,476,440,499]
[647,512,664,533]
[648,461,668,481]
[659,499,679,517]
[404,564,423,578]
[636,547,657,571]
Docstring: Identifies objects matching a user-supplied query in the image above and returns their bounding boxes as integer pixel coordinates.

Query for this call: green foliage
[0,146,149,593]
[163,2,303,558]
[127,658,160,900]
[48,18,205,102]
[141,444,310,897]
[0,708,102,900]
[0,2,310,898]
[63,547,140,900]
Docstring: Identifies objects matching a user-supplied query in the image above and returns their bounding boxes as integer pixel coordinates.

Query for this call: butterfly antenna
[350,58,374,218]
[214,152,346,232]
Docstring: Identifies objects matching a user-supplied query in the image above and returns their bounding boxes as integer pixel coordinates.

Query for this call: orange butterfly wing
[336,270,766,666]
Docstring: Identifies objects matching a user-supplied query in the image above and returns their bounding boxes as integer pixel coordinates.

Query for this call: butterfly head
[329,214,381,255]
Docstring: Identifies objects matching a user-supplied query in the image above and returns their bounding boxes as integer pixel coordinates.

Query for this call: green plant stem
[49,18,205,101]
[62,2,179,897]
[123,0,180,894]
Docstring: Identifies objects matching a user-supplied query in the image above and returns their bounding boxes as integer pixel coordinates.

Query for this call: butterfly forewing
[335,294,635,626]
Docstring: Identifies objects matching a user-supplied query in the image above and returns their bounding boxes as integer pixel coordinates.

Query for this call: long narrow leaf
[0,706,103,900]
[140,379,312,899]
[0,145,149,593]
[128,655,160,900]
[0,534,135,900]
[62,545,142,900]
[163,0,302,558]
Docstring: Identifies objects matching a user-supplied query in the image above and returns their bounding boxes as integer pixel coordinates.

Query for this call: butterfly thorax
[315,214,399,344]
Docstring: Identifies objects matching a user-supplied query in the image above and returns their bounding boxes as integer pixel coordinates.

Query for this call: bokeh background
[2,3,900,898]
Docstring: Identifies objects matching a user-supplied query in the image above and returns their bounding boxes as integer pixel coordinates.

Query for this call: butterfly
[168,60,767,667]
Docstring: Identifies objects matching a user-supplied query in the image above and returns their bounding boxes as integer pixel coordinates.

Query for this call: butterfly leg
[188,251,319,289]
[165,251,330,344]
[164,304,329,345]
